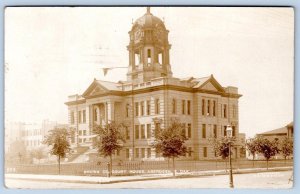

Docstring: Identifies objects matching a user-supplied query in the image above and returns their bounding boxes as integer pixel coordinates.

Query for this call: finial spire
[146,7,151,14]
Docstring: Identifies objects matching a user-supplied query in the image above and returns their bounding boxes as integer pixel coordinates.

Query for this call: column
[106,101,115,123]
[87,105,92,136]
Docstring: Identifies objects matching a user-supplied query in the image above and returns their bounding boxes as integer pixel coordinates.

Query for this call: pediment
[82,81,109,98]
[195,76,225,93]
[89,85,107,96]
[201,81,219,92]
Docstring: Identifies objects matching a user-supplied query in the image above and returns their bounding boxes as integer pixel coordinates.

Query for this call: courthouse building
[65,8,243,161]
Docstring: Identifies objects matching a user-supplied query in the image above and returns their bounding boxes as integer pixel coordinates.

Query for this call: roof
[191,76,211,88]
[132,8,165,29]
[287,122,293,128]
[81,79,121,98]
[259,126,287,135]
[95,80,120,91]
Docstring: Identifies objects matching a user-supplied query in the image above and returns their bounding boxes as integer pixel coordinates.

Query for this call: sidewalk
[5,166,293,184]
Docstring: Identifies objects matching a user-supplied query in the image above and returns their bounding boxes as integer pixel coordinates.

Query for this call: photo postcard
[4,6,294,189]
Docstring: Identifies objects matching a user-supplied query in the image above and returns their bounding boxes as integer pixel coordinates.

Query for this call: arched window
[147,49,151,64]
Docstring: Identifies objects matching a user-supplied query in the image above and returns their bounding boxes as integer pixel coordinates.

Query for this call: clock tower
[127,7,172,83]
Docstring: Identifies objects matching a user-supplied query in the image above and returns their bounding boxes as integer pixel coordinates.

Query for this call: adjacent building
[257,122,294,142]
[65,8,243,161]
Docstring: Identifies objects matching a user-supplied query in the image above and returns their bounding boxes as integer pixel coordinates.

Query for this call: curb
[5,167,293,184]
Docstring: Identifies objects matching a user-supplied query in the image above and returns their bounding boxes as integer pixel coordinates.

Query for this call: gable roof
[192,75,225,92]
[82,79,121,97]
[259,127,287,135]
[96,80,120,91]
[258,122,294,136]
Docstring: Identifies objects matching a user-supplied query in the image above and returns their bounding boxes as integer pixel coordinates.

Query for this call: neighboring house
[247,122,294,160]
[257,122,294,142]
[65,8,243,161]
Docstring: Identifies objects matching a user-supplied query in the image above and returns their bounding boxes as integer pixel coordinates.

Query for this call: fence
[5,159,293,177]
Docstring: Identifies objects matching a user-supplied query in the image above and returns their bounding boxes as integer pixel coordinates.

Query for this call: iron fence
[5,159,293,177]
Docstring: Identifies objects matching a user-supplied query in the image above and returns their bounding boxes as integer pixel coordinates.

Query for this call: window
[182,100,186,114]
[158,53,163,64]
[187,100,191,115]
[135,148,139,158]
[233,105,236,118]
[126,149,130,158]
[232,126,236,137]
[116,149,120,156]
[126,103,129,117]
[155,123,160,137]
[135,102,139,116]
[213,101,216,116]
[135,53,140,66]
[141,101,144,116]
[213,125,217,138]
[155,99,160,114]
[203,147,207,158]
[141,125,145,139]
[83,130,86,136]
[146,100,151,115]
[224,104,227,118]
[172,99,176,114]
[94,109,97,121]
[125,127,130,140]
[207,100,210,116]
[188,124,192,138]
[147,124,151,139]
[83,110,86,123]
[141,148,145,158]
[202,124,206,138]
[147,148,151,158]
[182,123,186,137]
[188,147,192,157]
[71,111,75,124]
[202,99,205,116]
[78,111,82,123]
[223,126,227,136]
[147,49,151,64]
[135,125,139,139]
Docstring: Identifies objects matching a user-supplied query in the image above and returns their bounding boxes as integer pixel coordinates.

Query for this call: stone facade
[65,8,243,161]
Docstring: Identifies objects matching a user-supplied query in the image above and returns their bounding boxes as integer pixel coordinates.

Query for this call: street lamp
[226,124,234,188]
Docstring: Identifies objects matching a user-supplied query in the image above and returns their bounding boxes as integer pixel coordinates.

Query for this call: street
[5,170,293,189]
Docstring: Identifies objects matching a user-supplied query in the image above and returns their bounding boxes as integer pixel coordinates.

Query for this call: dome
[132,7,165,30]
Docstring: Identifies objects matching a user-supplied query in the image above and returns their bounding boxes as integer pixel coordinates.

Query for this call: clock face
[134,29,142,42]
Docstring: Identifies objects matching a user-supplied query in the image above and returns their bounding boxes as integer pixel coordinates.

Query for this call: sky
[5,7,294,137]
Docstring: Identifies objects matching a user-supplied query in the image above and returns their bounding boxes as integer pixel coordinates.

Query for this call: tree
[31,147,45,164]
[43,128,71,174]
[210,137,237,171]
[245,136,262,167]
[208,137,221,168]
[6,140,28,164]
[93,122,125,177]
[257,138,280,169]
[152,121,188,177]
[281,137,293,162]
